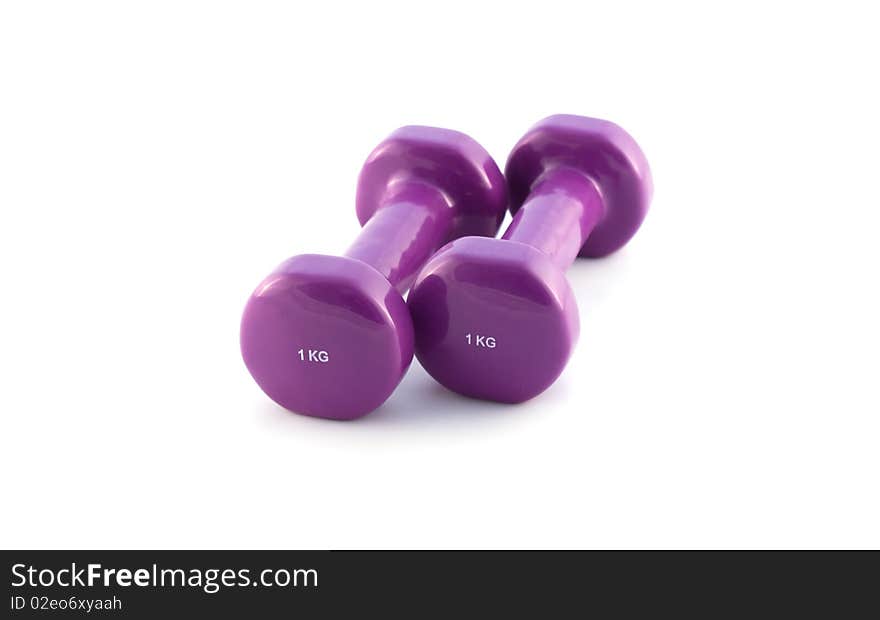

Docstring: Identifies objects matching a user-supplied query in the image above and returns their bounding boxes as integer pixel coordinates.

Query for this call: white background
[1,2,878,549]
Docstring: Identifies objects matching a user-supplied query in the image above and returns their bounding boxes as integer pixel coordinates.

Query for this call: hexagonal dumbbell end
[408,115,652,403]
[241,127,507,419]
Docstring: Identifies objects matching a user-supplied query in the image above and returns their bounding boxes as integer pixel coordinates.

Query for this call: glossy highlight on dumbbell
[241,126,507,419]
[408,115,652,402]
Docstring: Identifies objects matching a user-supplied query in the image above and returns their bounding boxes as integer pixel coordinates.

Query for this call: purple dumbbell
[408,115,653,402]
[241,127,507,419]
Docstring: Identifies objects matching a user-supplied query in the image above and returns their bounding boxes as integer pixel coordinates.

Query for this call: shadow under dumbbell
[364,363,515,426]
[255,360,568,431]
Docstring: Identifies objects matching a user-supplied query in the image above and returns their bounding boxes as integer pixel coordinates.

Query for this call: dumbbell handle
[345,180,452,292]
[502,167,604,270]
